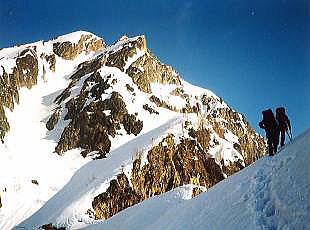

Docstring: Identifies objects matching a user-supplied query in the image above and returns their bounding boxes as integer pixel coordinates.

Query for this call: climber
[259,109,280,156]
[276,107,292,147]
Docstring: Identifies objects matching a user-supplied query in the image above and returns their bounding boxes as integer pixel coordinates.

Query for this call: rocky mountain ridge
[0,31,266,229]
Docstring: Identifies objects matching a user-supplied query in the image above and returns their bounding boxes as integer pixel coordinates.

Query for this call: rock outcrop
[53,34,105,60]
[53,71,143,157]
[0,48,38,140]
[92,132,226,219]
[104,35,181,93]
[41,53,56,72]
[126,50,181,93]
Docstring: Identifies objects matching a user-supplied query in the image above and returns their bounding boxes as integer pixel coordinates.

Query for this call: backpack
[262,109,274,120]
[261,109,278,132]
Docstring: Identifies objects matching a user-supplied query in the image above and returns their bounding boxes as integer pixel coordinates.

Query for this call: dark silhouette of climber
[276,107,291,147]
[259,109,280,156]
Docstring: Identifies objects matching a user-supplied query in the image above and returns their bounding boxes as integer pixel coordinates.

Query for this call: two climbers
[259,107,291,156]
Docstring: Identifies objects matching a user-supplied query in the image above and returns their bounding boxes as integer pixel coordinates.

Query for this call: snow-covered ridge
[51,31,102,44]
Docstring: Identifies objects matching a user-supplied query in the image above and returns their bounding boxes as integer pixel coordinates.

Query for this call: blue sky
[1,0,309,136]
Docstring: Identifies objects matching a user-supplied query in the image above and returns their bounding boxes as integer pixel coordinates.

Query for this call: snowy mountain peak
[51,31,103,44]
[0,31,268,229]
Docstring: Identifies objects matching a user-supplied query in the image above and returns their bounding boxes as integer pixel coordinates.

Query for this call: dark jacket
[259,109,279,135]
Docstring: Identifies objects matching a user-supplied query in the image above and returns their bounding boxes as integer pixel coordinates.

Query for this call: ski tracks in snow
[248,152,296,230]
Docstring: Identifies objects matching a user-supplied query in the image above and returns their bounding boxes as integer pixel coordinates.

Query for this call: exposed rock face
[15,49,38,89]
[192,187,204,198]
[0,48,38,140]
[106,36,146,72]
[52,71,143,157]
[92,132,226,220]
[143,104,159,115]
[53,34,105,60]
[207,107,265,166]
[46,109,61,131]
[41,53,56,72]
[105,35,181,93]
[126,50,181,93]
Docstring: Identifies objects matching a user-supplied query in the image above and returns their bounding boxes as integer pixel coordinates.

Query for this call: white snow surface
[82,129,310,230]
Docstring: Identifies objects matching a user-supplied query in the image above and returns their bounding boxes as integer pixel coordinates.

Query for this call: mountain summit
[0,31,266,229]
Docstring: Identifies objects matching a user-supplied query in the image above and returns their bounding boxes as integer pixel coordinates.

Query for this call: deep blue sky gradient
[1,0,309,136]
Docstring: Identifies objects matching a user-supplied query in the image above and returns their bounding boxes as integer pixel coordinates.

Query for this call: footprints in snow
[250,159,278,230]
[250,155,294,229]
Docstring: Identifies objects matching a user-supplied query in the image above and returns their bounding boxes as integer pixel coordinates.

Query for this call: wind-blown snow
[82,129,310,230]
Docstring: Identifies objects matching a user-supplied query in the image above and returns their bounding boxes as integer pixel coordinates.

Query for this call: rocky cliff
[0,31,267,229]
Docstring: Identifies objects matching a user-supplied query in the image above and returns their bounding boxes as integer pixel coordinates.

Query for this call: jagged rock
[54,73,143,156]
[40,53,56,72]
[192,187,204,198]
[149,95,178,112]
[46,109,61,131]
[92,173,142,220]
[170,87,188,99]
[148,94,200,114]
[122,114,143,135]
[0,106,9,142]
[31,180,39,185]
[45,54,56,72]
[143,104,159,115]
[106,36,147,72]
[15,49,38,89]
[105,35,180,93]
[208,107,265,166]
[53,34,105,60]
[126,50,181,93]
[0,48,38,141]
[92,132,225,220]
[125,83,134,92]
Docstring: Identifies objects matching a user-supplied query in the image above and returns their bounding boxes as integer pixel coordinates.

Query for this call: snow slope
[82,129,310,230]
